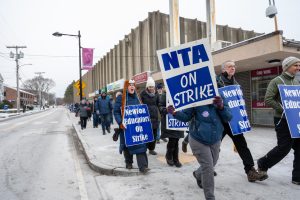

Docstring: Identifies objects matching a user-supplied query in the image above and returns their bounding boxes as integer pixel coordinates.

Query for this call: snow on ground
[95,127,300,200]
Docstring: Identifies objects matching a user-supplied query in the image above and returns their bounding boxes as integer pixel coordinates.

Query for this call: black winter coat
[140,89,160,129]
[158,92,184,139]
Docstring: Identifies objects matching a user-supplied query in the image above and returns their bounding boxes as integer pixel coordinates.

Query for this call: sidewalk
[69,111,197,176]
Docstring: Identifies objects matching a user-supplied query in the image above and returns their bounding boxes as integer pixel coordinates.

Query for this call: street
[0,108,103,200]
[1,108,300,200]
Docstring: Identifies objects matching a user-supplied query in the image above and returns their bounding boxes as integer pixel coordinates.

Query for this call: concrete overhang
[212,31,300,74]
[152,31,300,81]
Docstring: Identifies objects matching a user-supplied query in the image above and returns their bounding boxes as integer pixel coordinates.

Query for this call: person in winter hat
[113,79,150,174]
[140,77,160,155]
[258,56,300,185]
[96,90,113,135]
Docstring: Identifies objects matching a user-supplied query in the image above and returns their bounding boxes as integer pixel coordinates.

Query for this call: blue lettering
[192,44,209,64]
[177,48,191,66]
[162,51,179,71]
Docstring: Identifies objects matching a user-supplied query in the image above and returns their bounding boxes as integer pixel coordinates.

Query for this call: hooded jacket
[140,89,160,129]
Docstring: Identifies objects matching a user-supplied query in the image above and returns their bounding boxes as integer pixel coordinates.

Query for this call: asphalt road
[0,108,104,200]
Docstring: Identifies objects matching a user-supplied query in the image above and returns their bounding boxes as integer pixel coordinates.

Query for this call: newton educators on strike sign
[278,85,300,138]
[156,39,219,111]
[123,104,154,146]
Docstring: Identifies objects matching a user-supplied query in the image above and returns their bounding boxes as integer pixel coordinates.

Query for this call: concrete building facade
[75,11,300,126]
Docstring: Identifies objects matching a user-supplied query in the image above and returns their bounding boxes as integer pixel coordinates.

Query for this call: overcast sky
[0,0,299,98]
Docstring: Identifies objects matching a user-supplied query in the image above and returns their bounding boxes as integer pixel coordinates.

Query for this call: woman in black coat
[140,77,160,155]
[158,91,184,167]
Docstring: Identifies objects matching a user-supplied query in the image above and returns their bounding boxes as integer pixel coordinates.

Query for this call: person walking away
[140,77,160,155]
[168,96,232,200]
[92,97,99,128]
[114,79,149,174]
[96,90,113,135]
[158,90,184,167]
[257,56,300,185]
[76,99,89,130]
[216,60,267,182]
[86,100,92,121]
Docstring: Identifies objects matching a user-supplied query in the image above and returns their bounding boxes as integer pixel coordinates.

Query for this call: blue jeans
[100,113,110,131]
[93,113,99,127]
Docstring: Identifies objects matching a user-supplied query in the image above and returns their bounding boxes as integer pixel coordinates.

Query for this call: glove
[213,96,224,110]
[96,110,100,115]
[167,105,176,115]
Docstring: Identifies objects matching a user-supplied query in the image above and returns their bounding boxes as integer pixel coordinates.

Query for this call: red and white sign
[251,67,279,77]
[132,71,150,84]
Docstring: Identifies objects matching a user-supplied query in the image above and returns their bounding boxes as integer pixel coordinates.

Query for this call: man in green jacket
[258,56,300,185]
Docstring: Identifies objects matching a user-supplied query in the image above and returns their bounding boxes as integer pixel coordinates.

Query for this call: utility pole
[35,72,45,109]
[169,0,180,47]
[206,0,216,50]
[7,45,27,114]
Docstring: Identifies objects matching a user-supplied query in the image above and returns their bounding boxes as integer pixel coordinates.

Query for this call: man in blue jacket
[168,96,232,200]
[96,90,113,135]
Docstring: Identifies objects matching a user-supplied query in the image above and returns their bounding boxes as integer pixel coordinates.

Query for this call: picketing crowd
[70,56,300,200]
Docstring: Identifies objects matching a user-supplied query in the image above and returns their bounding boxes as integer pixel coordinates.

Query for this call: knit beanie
[282,56,300,72]
[146,77,155,88]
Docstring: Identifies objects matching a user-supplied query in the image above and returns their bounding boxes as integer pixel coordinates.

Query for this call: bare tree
[22,76,55,105]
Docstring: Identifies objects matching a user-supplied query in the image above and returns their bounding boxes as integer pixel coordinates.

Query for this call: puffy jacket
[140,89,160,129]
[114,92,147,154]
[96,96,112,115]
[265,72,300,118]
[174,103,232,145]
[77,103,89,117]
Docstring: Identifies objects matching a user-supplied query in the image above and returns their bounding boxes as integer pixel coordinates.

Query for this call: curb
[71,121,141,177]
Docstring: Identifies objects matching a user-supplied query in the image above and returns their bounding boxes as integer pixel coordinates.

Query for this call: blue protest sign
[218,85,251,135]
[123,104,154,146]
[278,85,300,138]
[157,39,219,111]
[3,105,8,110]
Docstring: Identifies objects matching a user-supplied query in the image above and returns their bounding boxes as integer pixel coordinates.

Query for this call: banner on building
[123,104,154,146]
[278,85,300,138]
[157,39,218,111]
[218,85,251,135]
[82,48,94,70]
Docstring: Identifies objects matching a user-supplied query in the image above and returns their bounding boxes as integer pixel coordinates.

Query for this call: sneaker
[182,141,188,153]
[126,163,133,169]
[149,150,157,155]
[248,167,268,182]
[193,171,203,189]
[162,138,168,142]
[292,180,300,185]
[174,161,182,168]
[140,167,150,174]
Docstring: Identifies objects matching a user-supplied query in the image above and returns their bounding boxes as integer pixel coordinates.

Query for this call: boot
[292,180,300,185]
[126,163,133,169]
[173,145,182,168]
[247,167,268,182]
[106,127,111,133]
[182,141,188,153]
[165,150,174,166]
[102,129,106,135]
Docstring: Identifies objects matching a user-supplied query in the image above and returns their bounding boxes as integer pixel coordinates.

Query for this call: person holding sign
[216,60,266,182]
[258,56,300,185]
[113,79,150,174]
[140,77,160,155]
[167,96,232,200]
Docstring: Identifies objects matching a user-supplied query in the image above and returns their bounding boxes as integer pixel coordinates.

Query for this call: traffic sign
[76,92,85,96]
[73,80,86,89]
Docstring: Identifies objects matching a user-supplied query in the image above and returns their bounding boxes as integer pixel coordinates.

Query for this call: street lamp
[52,31,83,101]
